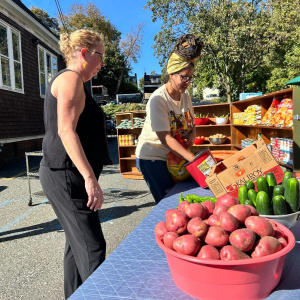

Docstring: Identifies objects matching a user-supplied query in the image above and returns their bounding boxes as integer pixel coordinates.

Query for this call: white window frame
[37,45,57,98]
[0,20,24,93]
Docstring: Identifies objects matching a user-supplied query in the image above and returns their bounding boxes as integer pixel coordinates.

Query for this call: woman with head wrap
[136,34,203,204]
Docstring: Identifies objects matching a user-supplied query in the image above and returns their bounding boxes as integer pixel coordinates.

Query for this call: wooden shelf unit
[192,87,298,170]
[116,88,300,179]
[192,103,232,153]
[116,110,146,179]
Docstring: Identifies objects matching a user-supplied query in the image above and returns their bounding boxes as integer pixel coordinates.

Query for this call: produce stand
[69,180,300,300]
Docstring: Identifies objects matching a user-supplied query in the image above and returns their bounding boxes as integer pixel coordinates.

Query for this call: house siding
[0,10,65,164]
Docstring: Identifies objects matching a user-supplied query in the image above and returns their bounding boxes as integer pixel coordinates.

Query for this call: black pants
[39,165,106,299]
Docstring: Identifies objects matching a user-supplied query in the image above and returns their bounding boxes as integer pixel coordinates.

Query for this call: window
[151,77,160,84]
[38,46,57,97]
[0,21,23,92]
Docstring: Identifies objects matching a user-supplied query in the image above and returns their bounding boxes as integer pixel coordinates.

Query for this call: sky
[22,0,163,83]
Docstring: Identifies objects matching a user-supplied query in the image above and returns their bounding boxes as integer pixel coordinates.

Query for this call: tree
[139,77,144,91]
[264,0,300,91]
[30,7,59,35]
[63,3,121,43]
[61,3,144,97]
[145,0,300,102]
[119,81,141,94]
[59,3,130,97]
[115,23,145,95]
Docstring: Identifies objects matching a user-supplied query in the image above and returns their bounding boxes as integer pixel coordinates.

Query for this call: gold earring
[83,61,86,68]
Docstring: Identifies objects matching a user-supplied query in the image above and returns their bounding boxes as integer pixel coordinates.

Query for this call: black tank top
[41,69,112,172]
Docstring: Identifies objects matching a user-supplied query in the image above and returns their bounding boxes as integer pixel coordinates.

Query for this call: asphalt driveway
[0,137,155,300]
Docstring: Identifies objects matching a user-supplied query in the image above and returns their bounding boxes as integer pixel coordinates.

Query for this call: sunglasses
[176,73,194,83]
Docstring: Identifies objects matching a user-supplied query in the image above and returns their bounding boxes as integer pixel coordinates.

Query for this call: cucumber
[266,172,277,187]
[244,199,255,207]
[284,178,300,213]
[245,180,255,190]
[256,191,273,215]
[238,186,248,204]
[266,172,277,199]
[256,176,270,199]
[282,172,293,190]
[273,195,288,215]
[272,185,284,198]
[248,189,257,207]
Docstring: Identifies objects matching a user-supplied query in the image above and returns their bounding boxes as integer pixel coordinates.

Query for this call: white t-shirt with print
[136,84,194,161]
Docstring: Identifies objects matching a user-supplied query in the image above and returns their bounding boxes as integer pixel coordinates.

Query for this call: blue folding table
[70,180,300,300]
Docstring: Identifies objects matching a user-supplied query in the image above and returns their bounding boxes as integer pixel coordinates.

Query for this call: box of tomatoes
[205,139,284,198]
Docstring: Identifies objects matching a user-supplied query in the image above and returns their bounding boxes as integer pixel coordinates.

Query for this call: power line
[54,0,68,32]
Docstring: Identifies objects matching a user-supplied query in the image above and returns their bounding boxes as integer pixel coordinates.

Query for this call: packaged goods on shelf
[118,134,138,146]
[133,117,145,128]
[116,119,132,129]
[243,104,261,125]
[271,97,293,128]
[232,113,240,124]
[270,137,293,166]
[241,138,256,148]
[233,112,246,124]
[261,97,280,126]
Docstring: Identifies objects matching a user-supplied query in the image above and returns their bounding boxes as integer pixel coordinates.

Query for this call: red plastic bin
[184,148,217,188]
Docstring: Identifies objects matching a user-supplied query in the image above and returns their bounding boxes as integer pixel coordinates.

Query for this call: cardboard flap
[208,161,227,176]
[255,138,266,148]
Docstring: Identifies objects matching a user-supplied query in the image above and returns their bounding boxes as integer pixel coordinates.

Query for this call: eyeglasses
[88,50,104,62]
[176,73,194,83]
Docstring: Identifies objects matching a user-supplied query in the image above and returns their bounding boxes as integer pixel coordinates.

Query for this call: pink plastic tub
[156,220,295,300]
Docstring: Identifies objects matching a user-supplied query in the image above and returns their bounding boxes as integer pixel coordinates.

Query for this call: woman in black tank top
[39,29,112,299]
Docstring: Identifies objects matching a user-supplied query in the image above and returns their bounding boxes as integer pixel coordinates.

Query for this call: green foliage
[96,42,130,96]
[139,77,144,91]
[119,81,141,94]
[58,3,137,97]
[30,7,59,36]
[145,0,300,101]
[102,103,146,121]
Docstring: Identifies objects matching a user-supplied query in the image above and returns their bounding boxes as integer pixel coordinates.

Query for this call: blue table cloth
[70,181,300,300]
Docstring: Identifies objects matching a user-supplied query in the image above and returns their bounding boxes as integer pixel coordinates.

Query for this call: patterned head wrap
[167,34,203,75]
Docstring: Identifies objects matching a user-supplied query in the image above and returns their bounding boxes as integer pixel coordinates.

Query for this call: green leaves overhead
[146,0,300,102]
[31,3,143,97]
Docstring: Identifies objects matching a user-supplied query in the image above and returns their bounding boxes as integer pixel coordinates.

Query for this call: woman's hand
[157,131,195,162]
[182,129,196,149]
[85,177,104,211]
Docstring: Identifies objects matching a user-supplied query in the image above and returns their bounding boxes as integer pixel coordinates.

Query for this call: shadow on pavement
[0,137,119,179]
[0,186,8,192]
[103,189,152,203]
[0,219,63,243]
[0,156,42,179]
[1,195,155,242]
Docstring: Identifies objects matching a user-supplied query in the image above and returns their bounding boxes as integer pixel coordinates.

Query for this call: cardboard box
[205,139,285,198]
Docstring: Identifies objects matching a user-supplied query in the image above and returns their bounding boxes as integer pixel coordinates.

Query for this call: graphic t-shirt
[136,84,194,161]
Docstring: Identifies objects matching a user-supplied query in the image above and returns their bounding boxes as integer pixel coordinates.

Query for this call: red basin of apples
[194,136,205,145]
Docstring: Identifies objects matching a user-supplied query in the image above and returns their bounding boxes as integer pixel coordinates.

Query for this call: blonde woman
[39,29,112,298]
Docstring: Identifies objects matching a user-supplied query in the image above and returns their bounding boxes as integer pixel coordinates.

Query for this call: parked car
[205,94,220,100]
